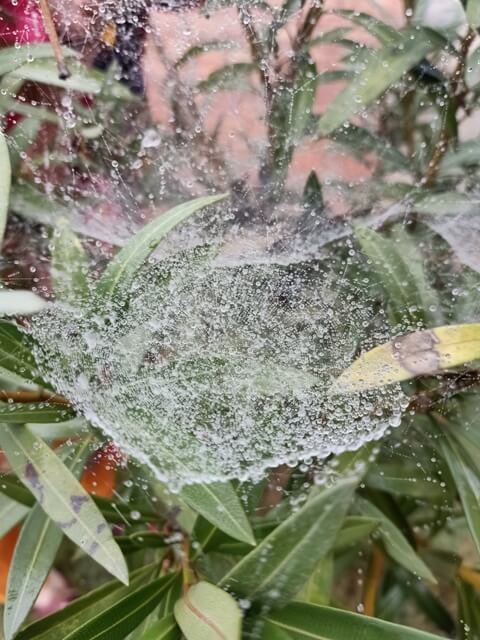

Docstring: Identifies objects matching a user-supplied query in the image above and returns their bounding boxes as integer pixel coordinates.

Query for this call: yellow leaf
[333,323,480,393]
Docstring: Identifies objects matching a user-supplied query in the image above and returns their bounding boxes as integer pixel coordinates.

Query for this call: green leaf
[181,481,255,546]
[0,130,11,243]
[439,434,480,556]
[318,27,443,136]
[0,494,29,538]
[63,573,178,640]
[0,402,74,423]
[335,10,400,45]
[334,516,379,551]
[0,320,50,387]
[356,497,436,583]
[466,45,480,89]
[175,41,238,68]
[353,226,430,327]
[457,578,480,640]
[51,220,89,302]
[264,602,446,639]
[96,194,226,299]
[0,424,128,584]
[138,615,181,640]
[15,563,159,640]
[329,124,409,171]
[467,0,480,27]
[8,59,102,94]
[0,43,76,76]
[3,440,92,640]
[4,506,63,640]
[220,479,356,607]
[174,582,241,640]
[414,0,466,35]
[334,323,480,393]
[296,553,333,606]
[0,289,46,316]
[197,64,256,92]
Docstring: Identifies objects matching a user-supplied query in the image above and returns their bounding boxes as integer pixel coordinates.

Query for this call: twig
[294,0,324,56]
[363,546,385,616]
[458,564,480,591]
[38,0,71,80]
[0,389,70,406]
[237,2,273,106]
[423,29,475,186]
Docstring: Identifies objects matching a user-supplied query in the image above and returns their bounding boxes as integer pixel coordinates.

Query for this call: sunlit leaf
[318,27,443,136]
[263,602,446,639]
[96,194,227,299]
[334,323,480,393]
[295,553,333,606]
[174,582,241,640]
[220,479,356,607]
[181,481,255,546]
[0,425,128,584]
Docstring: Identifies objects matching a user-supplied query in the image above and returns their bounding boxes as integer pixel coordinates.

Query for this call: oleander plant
[1,0,480,639]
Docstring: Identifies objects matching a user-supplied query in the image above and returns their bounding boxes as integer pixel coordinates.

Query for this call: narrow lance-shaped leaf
[220,479,356,607]
[0,319,51,388]
[51,219,89,302]
[0,43,76,76]
[0,424,128,584]
[174,582,241,640]
[0,494,29,538]
[263,601,447,640]
[318,27,443,136]
[356,497,436,583]
[15,563,159,640]
[467,0,480,27]
[439,434,480,556]
[64,573,178,640]
[0,130,11,244]
[138,615,181,640]
[3,439,92,640]
[0,402,74,423]
[181,481,255,546]
[333,323,480,393]
[96,194,227,299]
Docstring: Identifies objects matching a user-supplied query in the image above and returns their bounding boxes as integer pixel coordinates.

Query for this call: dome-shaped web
[29,239,404,490]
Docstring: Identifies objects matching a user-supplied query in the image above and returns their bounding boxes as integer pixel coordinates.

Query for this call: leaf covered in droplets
[0,425,128,584]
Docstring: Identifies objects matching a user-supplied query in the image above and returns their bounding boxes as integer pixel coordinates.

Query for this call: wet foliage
[1,0,480,639]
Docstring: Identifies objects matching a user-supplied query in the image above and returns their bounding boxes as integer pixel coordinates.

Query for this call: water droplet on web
[29,226,404,490]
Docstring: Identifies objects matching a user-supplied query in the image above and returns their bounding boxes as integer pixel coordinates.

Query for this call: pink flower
[0,0,48,46]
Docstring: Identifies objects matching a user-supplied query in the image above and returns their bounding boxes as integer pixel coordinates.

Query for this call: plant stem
[458,564,480,591]
[363,546,385,616]
[0,389,70,406]
[423,29,475,187]
[38,0,71,80]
